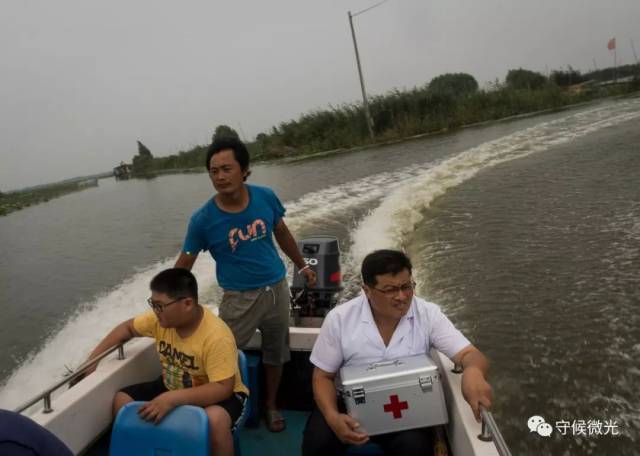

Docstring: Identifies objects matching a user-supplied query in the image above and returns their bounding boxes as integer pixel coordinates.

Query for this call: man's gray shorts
[219,278,290,366]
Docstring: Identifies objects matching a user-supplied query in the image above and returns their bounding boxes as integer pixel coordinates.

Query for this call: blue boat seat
[110,351,250,456]
[109,402,209,456]
[233,350,250,455]
[243,352,262,427]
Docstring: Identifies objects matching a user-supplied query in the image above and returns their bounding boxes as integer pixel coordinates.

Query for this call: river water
[1,97,638,455]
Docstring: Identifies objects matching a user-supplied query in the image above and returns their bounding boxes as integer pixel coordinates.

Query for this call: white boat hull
[27,327,500,456]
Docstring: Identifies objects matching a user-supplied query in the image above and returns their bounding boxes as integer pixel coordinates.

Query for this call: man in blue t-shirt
[175,137,316,432]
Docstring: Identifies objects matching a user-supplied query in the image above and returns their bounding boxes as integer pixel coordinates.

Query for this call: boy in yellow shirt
[85,268,248,456]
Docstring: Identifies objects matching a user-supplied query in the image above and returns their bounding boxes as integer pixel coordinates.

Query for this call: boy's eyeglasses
[147,297,185,312]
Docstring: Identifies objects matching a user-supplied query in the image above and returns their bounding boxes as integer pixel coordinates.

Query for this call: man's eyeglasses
[371,282,416,298]
[147,297,185,312]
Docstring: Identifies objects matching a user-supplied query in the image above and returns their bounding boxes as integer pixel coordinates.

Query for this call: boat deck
[239,410,309,455]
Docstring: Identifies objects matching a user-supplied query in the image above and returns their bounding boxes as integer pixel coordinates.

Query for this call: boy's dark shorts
[120,377,247,429]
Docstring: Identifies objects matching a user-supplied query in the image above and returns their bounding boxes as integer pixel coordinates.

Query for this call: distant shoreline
[0,177,101,217]
[3,91,638,217]
[136,98,613,174]
[135,85,640,176]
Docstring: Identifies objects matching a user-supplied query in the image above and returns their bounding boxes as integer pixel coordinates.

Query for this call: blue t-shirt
[183,184,287,291]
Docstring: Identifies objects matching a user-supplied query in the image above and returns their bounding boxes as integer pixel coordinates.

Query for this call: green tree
[428,73,478,97]
[583,63,640,82]
[132,140,154,174]
[212,125,240,142]
[551,67,585,87]
[137,140,153,158]
[505,68,548,90]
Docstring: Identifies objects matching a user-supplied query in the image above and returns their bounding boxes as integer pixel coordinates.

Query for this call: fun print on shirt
[228,218,267,252]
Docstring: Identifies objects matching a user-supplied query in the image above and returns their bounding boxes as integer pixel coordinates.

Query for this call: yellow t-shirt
[133,307,249,395]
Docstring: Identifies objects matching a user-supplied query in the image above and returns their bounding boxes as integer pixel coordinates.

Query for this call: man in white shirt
[302,250,493,456]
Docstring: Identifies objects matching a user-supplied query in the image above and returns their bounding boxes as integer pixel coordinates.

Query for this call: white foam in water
[2,99,639,410]
[0,257,215,409]
[284,161,437,233]
[349,100,640,270]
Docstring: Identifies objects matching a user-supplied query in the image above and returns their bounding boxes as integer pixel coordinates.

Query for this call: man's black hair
[361,250,413,287]
[205,137,251,180]
[150,268,198,303]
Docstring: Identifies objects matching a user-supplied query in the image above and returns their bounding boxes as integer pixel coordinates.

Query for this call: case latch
[419,376,433,392]
[353,387,366,404]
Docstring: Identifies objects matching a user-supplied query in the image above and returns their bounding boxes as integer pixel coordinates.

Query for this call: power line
[352,0,391,18]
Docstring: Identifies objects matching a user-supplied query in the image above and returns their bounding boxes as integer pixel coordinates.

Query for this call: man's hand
[461,366,493,421]
[302,268,317,287]
[326,412,369,445]
[138,391,179,424]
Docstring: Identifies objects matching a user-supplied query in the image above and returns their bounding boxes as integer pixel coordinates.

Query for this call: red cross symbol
[383,394,409,419]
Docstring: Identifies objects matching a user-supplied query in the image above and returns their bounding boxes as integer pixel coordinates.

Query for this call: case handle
[366,359,404,370]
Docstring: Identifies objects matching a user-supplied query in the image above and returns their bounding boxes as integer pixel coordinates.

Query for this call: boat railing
[479,406,512,456]
[13,343,126,414]
[453,362,512,456]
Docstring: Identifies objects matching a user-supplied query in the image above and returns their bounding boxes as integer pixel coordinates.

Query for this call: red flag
[607,37,616,50]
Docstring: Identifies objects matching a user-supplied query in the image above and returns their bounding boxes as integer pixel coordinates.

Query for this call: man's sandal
[265,409,286,433]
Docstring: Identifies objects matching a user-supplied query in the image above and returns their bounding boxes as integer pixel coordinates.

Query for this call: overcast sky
[1,0,638,191]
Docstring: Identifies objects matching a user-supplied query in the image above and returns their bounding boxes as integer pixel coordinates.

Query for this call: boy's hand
[138,391,178,424]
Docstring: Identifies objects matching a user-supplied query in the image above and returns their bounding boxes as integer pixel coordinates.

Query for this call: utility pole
[631,39,639,65]
[348,11,374,139]
[614,45,618,82]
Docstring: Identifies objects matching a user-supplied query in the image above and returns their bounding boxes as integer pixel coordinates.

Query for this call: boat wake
[347,99,640,278]
[0,258,216,409]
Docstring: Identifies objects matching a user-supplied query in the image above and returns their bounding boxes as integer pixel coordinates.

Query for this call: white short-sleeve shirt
[310,292,471,373]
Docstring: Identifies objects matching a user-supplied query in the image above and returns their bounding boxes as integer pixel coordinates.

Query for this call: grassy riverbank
[252,81,640,160]
[0,177,101,217]
[134,81,640,178]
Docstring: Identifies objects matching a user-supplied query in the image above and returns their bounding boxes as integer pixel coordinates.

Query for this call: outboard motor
[291,236,342,326]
